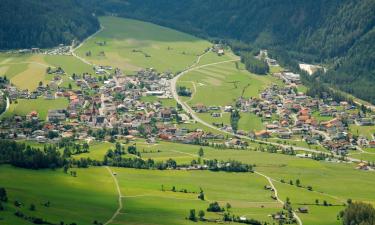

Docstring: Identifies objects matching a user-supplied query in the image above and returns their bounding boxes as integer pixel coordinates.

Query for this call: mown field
[178,61,281,107]
[0,53,92,91]
[1,97,68,120]
[118,140,374,225]
[76,16,214,74]
[111,168,279,225]
[70,137,375,225]
[3,137,375,225]
[0,166,117,225]
[177,55,282,133]
[0,54,51,91]
[349,124,375,140]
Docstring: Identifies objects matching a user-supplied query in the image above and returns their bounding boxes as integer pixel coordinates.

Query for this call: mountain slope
[85,0,375,103]
[0,0,99,49]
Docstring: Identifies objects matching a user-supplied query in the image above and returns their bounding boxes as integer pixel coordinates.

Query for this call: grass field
[0,54,52,91]
[177,58,281,133]
[111,168,279,225]
[117,139,375,225]
[1,97,68,120]
[312,111,334,122]
[349,124,375,139]
[44,55,94,89]
[73,141,115,161]
[76,16,213,74]
[0,165,117,225]
[238,113,265,131]
[0,53,90,91]
[179,61,282,107]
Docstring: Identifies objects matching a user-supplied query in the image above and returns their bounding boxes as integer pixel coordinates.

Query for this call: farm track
[104,166,123,225]
[0,61,54,68]
[255,171,303,225]
[71,26,104,67]
[167,144,301,223]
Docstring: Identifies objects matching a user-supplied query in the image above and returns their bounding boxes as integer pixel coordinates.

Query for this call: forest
[0,0,99,49]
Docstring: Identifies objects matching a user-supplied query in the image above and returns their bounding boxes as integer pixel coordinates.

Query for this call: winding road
[169,57,360,164]
[70,26,104,67]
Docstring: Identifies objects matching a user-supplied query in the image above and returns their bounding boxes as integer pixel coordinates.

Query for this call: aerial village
[1,46,374,171]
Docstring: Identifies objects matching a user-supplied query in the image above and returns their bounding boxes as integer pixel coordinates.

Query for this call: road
[170,59,361,163]
[70,26,104,67]
[104,166,123,225]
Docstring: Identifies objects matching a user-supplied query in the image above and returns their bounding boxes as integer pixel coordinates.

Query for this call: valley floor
[0,16,374,225]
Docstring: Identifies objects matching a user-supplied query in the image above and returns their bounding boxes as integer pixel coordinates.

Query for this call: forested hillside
[0,0,99,49]
[85,0,375,103]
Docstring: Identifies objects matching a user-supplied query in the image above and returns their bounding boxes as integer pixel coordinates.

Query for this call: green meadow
[0,53,90,91]
[111,168,279,225]
[76,16,213,74]
[116,140,375,225]
[0,54,51,90]
[1,97,68,120]
[349,124,375,139]
[0,165,117,225]
[4,137,374,224]
[73,141,115,161]
[178,61,282,107]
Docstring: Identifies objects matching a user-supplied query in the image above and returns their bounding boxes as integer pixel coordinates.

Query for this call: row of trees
[241,52,269,75]
[203,159,253,172]
[0,140,65,169]
[230,109,241,133]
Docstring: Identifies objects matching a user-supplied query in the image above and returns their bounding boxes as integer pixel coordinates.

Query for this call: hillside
[0,0,99,49]
[85,0,375,104]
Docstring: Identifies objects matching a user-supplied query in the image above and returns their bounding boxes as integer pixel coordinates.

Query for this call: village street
[170,57,362,163]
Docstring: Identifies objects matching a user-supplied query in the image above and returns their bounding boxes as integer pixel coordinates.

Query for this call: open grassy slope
[0,166,117,225]
[111,168,278,225]
[0,54,51,91]
[76,16,213,74]
[116,140,375,225]
[0,53,91,91]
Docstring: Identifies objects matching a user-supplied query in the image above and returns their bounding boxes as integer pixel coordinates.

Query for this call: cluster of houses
[274,72,302,84]
[256,50,279,66]
[1,66,229,146]
[239,83,375,155]
[189,79,375,156]
[1,46,374,162]
[7,44,72,56]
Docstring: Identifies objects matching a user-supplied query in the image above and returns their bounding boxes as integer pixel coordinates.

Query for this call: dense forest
[0,0,99,49]
[82,0,375,104]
